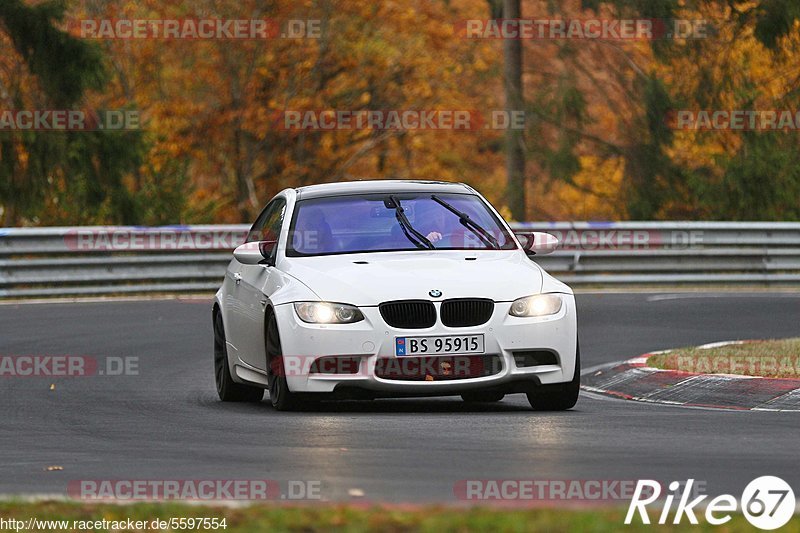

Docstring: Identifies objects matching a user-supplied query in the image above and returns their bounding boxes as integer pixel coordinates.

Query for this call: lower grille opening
[375,354,503,381]
[513,350,559,368]
[309,356,361,374]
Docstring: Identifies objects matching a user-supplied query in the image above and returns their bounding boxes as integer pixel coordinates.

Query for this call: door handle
[260,299,268,307]
[233,272,242,284]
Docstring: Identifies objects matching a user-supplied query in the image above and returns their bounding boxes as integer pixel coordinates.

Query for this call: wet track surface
[1,292,799,502]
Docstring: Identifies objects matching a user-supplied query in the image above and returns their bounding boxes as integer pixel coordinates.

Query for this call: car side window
[246,198,286,243]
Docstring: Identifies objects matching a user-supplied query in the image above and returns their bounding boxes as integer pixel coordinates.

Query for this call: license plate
[395,334,485,356]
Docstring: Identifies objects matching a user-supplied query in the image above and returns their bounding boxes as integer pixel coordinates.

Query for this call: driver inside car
[293,207,334,253]
[414,202,448,244]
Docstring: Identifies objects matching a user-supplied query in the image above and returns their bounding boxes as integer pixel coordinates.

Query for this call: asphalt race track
[1,292,799,502]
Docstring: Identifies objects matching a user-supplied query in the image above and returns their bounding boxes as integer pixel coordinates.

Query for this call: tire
[461,391,505,403]
[527,341,580,411]
[266,313,303,411]
[213,311,264,402]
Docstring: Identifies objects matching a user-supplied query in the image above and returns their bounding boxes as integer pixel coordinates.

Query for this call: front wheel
[266,313,303,411]
[527,341,580,411]
[213,311,264,402]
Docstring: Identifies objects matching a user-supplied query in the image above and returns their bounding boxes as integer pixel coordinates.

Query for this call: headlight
[294,302,365,324]
[509,294,563,317]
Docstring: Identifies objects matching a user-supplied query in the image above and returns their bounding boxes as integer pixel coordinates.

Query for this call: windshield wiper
[430,195,500,249]
[388,195,434,250]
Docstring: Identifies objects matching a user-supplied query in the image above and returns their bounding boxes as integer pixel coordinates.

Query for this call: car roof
[294,179,473,200]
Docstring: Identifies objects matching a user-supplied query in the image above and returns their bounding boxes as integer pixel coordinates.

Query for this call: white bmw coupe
[213,180,579,410]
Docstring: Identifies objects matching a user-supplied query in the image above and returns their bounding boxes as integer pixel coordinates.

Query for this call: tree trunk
[503,0,526,221]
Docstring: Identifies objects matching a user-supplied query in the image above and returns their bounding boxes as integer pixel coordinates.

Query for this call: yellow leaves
[47,0,795,223]
[320,134,333,152]
[437,22,456,40]
[668,131,727,173]
[533,156,626,220]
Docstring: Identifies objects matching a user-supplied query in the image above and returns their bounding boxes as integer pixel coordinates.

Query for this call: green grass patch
[648,338,800,378]
[0,501,795,532]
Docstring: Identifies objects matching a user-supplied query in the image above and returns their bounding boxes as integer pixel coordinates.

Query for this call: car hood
[280,250,543,306]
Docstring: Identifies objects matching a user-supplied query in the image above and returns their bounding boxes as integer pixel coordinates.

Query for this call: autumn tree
[0,0,145,225]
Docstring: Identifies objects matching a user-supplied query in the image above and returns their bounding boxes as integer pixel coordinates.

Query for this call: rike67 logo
[626,476,795,530]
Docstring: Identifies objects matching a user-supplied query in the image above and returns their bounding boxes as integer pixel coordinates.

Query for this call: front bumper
[273,294,577,396]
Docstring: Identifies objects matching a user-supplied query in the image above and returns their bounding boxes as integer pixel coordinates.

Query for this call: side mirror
[233,240,277,265]
[516,232,559,256]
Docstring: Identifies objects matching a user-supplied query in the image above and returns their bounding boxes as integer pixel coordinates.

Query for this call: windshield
[287,192,517,256]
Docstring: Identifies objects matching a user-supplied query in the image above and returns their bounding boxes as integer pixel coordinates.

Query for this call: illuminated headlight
[294,302,365,324]
[509,294,563,317]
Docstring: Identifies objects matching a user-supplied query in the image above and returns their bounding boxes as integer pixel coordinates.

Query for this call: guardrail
[1,222,799,297]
